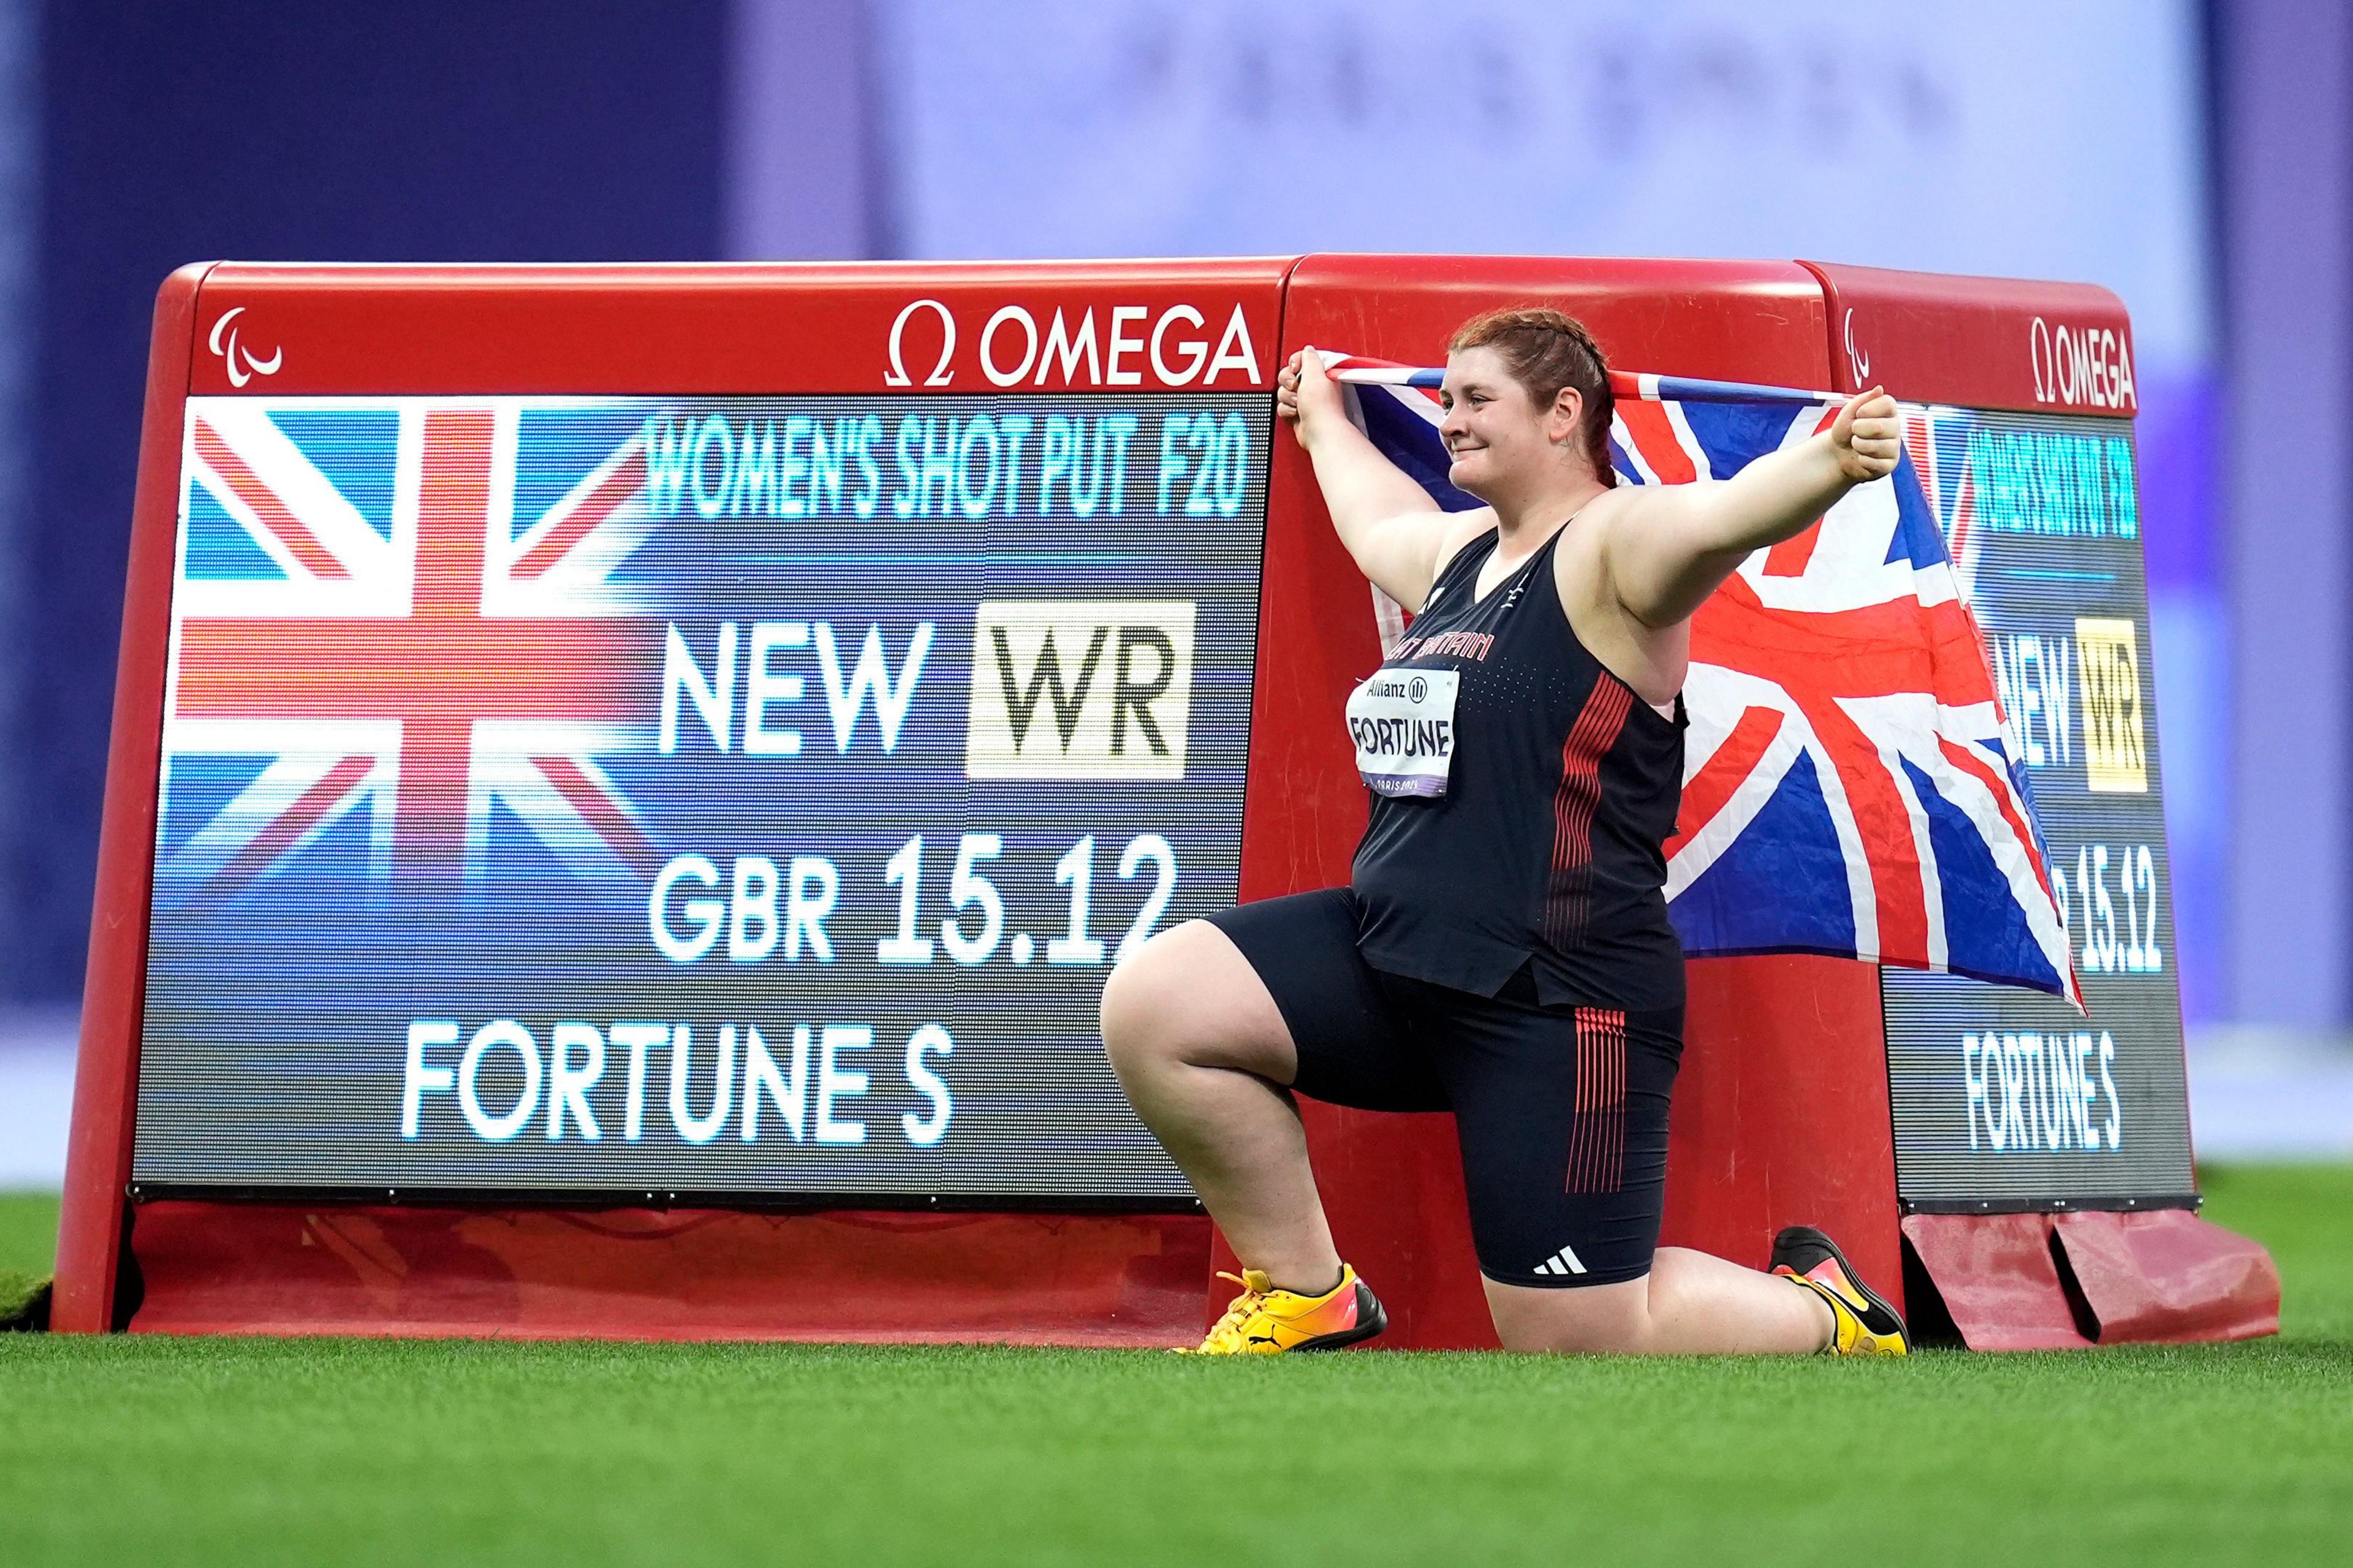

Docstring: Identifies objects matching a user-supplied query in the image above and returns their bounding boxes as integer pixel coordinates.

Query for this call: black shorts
[1207,888,1683,1289]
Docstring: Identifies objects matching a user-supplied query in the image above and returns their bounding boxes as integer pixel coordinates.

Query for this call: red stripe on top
[193,420,350,580]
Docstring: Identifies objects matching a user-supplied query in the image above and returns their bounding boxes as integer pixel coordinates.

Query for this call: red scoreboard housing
[54,256,2278,1349]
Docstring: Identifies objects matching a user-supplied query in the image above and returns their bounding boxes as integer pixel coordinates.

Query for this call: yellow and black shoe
[1772,1225,1909,1357]
[1181,1263,1387,1355]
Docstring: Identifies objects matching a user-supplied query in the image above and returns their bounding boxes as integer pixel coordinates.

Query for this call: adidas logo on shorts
[1533,1244,1588,1278]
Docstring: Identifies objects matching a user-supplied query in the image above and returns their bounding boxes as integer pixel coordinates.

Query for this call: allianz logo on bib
[1346,666,1460,798]
[965,600,1195,780]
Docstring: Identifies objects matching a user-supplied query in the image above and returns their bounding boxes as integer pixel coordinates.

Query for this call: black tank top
[1351,524,1688,1009]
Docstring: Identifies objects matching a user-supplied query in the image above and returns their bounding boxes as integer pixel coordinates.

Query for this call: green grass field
[2,1171,2348,1566]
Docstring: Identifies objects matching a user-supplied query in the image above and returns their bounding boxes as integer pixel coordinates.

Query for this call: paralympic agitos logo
[884,299,1264,391]
[207,306,282,388]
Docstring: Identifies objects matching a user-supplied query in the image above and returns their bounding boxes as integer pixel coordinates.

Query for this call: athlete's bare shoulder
[1555,483,1664,609]
[1428,506,1500,582]
[1551,487,1691,704]
[1577,482,1651,530]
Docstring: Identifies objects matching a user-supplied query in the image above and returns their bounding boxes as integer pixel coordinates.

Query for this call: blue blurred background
[0,0,2344,1180]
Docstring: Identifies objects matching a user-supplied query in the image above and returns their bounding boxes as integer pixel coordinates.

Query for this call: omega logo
[885,299,1262,390]
[883,298,957,388]
[2028,316,2135,412]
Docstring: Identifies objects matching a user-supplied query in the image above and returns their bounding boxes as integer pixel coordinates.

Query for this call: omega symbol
[884,298,957,388]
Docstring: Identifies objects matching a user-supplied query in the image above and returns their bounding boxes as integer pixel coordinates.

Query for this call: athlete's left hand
[1828,387,1902,483]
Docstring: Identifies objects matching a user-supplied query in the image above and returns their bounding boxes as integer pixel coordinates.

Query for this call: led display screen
[130,393,1270,1200]
[1882,407,2194,1209]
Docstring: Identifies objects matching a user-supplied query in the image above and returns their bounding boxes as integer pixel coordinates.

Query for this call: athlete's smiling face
[1437,346,1578,503]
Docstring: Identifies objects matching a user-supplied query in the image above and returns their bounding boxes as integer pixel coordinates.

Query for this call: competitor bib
[1346,668,1460,798]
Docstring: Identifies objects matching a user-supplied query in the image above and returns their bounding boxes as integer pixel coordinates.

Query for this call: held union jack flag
[1328,356,2080,1004]
[159,401,665,906]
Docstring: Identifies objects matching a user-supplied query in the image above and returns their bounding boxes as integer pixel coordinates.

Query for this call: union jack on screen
[1327,355,2080,1004]
[160,401,664,907]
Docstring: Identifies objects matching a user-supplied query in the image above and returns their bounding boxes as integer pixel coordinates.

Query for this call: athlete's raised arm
[1278,348,1485,613]
[1597,388,1903,627]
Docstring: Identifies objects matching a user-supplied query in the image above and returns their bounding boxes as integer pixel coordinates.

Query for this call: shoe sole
[1292,1286,1390,1352]
[1775,1225,1908,1344]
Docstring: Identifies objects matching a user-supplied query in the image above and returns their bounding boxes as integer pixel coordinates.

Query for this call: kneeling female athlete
[1102,308,1910,1355]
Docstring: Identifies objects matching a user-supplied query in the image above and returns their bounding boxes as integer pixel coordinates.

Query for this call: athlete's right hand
[1277,348,1346,445]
